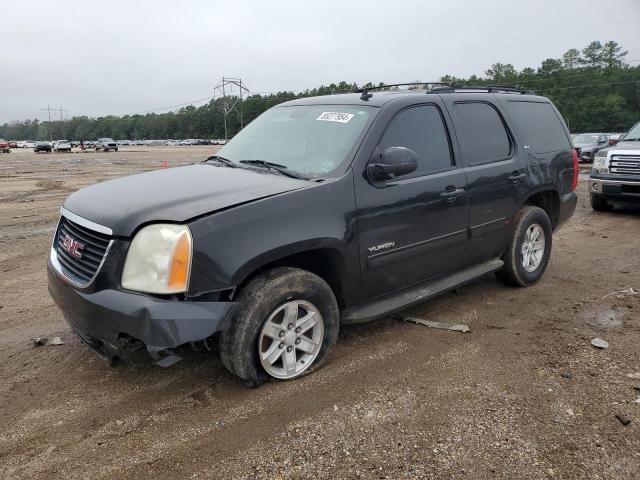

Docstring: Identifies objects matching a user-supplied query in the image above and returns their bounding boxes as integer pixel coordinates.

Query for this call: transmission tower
[40,105,68,141]
[213,77,249,140]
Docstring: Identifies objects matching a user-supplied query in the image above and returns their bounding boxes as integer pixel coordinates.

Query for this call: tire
[590,194,612,212]
[220,267,339,387]
[497,206,553,287]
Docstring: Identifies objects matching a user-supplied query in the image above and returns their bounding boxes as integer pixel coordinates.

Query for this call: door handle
[509,171,527,183]
[440,186,465,202]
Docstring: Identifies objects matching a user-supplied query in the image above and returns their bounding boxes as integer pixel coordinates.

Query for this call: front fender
[186,172,359,302]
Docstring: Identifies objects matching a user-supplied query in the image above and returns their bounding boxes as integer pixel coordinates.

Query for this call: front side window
[453,102,511,165]
[217,105,376,178]
[378,105,453,178]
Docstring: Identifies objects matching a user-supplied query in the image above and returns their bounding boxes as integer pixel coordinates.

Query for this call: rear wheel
[220,267,339,386]
[498,206,552,287]
[590,194,612,212]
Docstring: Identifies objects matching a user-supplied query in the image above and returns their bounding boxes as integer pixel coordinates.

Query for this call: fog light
[592,182,600,192]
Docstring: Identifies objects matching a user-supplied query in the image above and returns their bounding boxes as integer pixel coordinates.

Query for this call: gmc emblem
[61,233,85,259]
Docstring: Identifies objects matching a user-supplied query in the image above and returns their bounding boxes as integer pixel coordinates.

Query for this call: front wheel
[220,267,339,386]
[497,206,553,287]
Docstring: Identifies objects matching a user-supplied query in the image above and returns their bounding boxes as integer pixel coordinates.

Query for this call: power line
[135,96,213,115]
[538,79,640,91]
[249,19,640,82]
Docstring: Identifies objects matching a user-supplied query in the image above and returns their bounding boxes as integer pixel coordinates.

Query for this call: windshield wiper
[620,138,640,142]
[239,160,307,180]
[204,155,237,167]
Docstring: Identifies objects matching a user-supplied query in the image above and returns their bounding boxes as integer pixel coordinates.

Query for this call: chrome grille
[54,216,112,285]
[609,155,640,175]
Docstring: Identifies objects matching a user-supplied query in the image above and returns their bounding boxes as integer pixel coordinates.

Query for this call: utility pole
[41,105,53,142]
[213,77,249,140]
[58,105,68,139]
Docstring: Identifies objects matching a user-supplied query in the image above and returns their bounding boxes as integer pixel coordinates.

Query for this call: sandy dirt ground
[0,146,639,479]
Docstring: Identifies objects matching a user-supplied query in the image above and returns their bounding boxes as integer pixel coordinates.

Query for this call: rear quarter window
[503,101,571,154]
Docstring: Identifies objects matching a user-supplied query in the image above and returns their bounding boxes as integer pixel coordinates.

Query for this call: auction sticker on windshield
[316,112,354,123]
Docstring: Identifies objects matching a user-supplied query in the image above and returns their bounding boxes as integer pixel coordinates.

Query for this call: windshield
[621,122,640,141]
[216,105,376,178]
[573,134,599,145]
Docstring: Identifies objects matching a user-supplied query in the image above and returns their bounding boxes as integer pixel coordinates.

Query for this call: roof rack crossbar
[355,82,450,93]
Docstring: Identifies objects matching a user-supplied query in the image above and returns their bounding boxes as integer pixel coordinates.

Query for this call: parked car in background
[95,138,118,152]
[607,133,625,146]
[34,141,52,153]
[0,139,10,153]
[590,121,640,211]
[53,140,72,153]
[23,140,37,148]
[8,141,18,149]
[48,85,577,385]
[573,133,609,163]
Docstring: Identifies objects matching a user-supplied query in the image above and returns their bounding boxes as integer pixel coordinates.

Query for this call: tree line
[2,40,638,141]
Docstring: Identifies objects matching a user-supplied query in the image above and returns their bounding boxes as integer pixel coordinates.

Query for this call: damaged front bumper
[47,263,237,364]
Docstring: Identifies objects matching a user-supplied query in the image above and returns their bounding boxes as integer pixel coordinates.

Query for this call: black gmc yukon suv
[48,85,577,385]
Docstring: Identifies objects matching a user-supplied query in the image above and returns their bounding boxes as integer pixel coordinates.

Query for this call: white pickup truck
[589,121,640,211]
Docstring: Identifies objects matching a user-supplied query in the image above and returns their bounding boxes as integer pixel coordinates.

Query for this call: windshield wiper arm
[239,160,307,180]
[204,155,237,167]
[620,138,640,142]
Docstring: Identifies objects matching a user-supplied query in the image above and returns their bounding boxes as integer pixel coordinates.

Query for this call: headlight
[121,224,192,294]
[593,151,608,174]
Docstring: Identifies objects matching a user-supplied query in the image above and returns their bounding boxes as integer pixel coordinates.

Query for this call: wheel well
[525,190,560,228]
[234,249,348,310]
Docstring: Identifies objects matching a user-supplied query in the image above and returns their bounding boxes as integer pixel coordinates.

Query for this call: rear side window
[378,105,453,178]
[453,102,511,165]
[503,101,571,154]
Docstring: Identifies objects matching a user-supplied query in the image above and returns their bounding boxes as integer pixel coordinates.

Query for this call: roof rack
[429,84,534,95]
[355,82,534,100]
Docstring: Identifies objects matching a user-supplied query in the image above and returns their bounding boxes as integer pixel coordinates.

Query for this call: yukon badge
[368,241,395,253]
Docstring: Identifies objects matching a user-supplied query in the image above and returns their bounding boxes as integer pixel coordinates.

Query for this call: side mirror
[368,146,418,181]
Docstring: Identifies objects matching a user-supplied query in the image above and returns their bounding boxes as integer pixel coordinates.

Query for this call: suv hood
[63,164,309,236]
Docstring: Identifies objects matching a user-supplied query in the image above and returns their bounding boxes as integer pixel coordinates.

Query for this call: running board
[341,258,504,324]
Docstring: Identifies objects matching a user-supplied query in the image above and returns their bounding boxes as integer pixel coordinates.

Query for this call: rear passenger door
[442,96,529,267]
[355,102,468,299]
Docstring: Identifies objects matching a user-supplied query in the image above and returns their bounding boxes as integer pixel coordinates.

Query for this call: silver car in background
[95,138,118,152]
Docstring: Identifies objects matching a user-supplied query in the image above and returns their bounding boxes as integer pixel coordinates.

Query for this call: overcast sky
[1,0,639,124]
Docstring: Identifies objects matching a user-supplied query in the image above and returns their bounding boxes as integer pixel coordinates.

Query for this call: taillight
[571,149,579,192]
